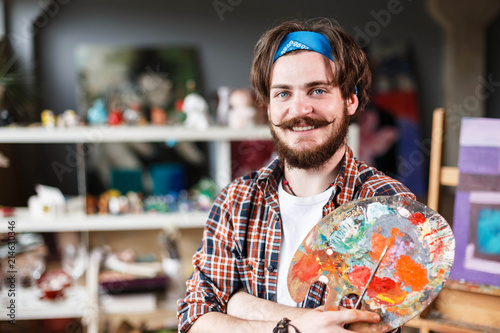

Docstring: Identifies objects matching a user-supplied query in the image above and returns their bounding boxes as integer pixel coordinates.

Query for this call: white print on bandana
[280,40,310,56]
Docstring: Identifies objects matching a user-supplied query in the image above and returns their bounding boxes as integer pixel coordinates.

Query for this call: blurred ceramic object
[228,88,257,129]
[123,102,143,125]
[182,93,210,130]
[86,195,97,215]
[38,270,71,300]
[150,106,167,125]
[216,86,231,125]
[127,191,144,214]
[87,99,108,125]
[62,109,80,127]
[41,109,56,128]
[0,109,15,126]
[0,206,14,217]
[108,108,123,126]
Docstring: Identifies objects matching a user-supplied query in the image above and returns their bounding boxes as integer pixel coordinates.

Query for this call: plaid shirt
[178,147,415,332]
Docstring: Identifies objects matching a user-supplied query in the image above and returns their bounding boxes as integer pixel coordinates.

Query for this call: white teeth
[292,126,315,132]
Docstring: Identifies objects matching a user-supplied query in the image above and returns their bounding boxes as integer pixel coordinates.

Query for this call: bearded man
[178,18,415,333]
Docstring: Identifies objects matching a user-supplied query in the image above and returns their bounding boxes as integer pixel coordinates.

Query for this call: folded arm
[223,289,383,333]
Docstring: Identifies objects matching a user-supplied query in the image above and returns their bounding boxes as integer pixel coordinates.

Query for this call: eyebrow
[270,84,291,90]
[305,80,333,88]
[270,81,333,90]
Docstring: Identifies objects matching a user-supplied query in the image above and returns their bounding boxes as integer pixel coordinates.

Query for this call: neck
[282,147,345,197]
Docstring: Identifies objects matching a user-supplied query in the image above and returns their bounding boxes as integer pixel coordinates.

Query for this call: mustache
[270,116,335,129]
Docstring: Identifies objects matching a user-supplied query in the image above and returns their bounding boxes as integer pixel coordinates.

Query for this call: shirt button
[267,264,275,272]
[248,264,253,271]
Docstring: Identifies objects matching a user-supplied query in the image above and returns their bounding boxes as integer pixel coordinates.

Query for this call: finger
[347,322,387,333]
[337,309,380,325]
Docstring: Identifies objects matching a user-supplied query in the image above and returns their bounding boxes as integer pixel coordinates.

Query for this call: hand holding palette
[288,196,455,332]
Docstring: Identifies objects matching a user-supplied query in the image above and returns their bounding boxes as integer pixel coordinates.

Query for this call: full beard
[270,108,350,170]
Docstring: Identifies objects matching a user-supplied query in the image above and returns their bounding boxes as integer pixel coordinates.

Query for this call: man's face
[268,51,358,170]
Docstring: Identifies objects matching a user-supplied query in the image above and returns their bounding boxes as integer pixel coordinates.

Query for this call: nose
[289,95,313,116]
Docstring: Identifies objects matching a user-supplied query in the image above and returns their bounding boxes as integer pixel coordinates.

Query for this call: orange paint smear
[370,227,403,262]
[317,251,345,277]
[292,252,321,282]
[396,255,428,291]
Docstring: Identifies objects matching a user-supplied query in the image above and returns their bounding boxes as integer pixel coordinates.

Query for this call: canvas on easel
[450,117,500,287]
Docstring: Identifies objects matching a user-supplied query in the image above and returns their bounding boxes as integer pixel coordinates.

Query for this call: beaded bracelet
[273,317,301,333]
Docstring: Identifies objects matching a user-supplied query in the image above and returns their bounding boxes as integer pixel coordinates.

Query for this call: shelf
[5,208,207,233]
[0,125,272,143]
[0,286,87,320]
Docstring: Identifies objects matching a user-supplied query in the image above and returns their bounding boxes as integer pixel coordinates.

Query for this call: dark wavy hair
[250,18,372,113]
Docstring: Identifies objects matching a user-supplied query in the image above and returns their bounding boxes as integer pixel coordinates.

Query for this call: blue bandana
[273,31,334,63]
[272,31,358,95]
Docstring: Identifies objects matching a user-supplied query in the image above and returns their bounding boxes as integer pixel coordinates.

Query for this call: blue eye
[312,89,325,95]
[277,91,289,98]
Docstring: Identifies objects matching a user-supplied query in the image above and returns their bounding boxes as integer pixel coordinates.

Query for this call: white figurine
[182,93,211,130]
[228,88,257,130]
[62,109,80,127]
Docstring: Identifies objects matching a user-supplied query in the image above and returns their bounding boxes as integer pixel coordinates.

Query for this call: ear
[346,94,359,117]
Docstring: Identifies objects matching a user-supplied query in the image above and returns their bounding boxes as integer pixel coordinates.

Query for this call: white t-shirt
[277,180,334,306]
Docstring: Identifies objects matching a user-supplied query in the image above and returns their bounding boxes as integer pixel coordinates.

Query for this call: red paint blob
[368,276,398,293]
[409,212,426,225]
[347,266,371,289]
[366,276,407,306]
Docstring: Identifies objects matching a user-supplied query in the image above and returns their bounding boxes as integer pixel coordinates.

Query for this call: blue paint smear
[477,208,500,255]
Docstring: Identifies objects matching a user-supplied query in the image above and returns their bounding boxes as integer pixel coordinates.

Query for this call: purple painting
[450,117,500,286]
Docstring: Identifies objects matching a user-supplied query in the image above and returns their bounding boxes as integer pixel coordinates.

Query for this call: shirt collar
[256,156,283,193]
[333,146,356,207]
[258,147,356,204]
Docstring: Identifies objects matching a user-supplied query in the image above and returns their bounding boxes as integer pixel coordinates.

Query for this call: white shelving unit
[0,287,87,320]
[0,124,273,332]
[0,124,272,191]
[10,208,209,232]
[0,125,272,144]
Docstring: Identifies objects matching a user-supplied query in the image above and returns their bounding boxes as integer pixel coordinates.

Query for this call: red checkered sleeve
[177,185,238,332]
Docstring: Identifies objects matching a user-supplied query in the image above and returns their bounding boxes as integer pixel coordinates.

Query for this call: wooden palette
[288,196,455,331]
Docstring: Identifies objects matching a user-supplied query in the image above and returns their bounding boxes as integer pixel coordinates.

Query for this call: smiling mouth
[291,125,316,132]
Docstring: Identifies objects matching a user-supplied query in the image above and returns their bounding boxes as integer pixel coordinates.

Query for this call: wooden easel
[406,108,500,333]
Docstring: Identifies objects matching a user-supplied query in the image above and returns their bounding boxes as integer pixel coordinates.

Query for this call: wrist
[273,317,301,333]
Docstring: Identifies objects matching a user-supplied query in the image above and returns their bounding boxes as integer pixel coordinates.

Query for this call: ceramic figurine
[87,99,108,125]
[123,102,143,125]
[182,93,210,130]
[150,106,167,125]
[62,109,80,127]
[98,192,110,215]
[86,195,97,215]
[41,109,56,128]
[127,192,144,214]
[0,109,15,126]
[108,108,123,126]
[109,195,128,215]
[56,114,65,128]
[216,86,231,125]
[228,88,257,130]
[0,206,14,217]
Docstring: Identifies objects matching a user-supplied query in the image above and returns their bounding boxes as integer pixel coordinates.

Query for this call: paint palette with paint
[288,196,455,332]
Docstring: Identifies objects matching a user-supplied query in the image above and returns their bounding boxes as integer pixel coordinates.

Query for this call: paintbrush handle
[355,244,389,309]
